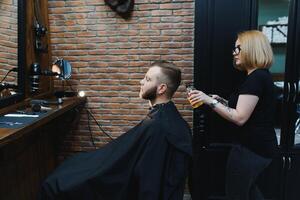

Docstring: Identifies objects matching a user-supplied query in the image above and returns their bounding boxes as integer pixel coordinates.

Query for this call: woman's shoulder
[248,68,272,83]
[239,69,273,95]
[251,68,271,77]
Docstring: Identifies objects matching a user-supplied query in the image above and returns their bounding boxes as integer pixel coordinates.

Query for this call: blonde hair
[237,30,273,70]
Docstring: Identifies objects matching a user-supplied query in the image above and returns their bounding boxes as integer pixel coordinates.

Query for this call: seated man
[39,61,192,200]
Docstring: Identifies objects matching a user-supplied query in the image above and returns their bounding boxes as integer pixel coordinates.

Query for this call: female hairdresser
[188,30,277,200]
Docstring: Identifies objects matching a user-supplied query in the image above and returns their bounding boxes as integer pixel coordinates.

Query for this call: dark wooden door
[193,0,257,146]
[192,0,300,199]
[284,152,300,200]
[191,0,257,199]
[283,1,300,199]
[256,154,285,200]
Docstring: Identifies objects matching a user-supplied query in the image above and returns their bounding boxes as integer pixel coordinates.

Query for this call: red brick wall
[48,0,195,156]
[0,0,17,83]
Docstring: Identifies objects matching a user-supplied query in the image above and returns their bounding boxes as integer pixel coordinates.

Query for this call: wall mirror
[0,0,25,108]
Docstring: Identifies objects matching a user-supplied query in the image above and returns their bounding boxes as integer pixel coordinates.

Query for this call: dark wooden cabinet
[0,1,86,199]
[192,0,300,200]
[0,97,86,200]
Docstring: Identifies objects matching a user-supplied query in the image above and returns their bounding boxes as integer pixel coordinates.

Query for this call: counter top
[0,97,86,148]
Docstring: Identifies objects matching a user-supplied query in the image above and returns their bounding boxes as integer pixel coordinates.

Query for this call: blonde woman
[188,30,277,200]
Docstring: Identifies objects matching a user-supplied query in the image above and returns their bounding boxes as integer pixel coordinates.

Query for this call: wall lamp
[30,58,72,93]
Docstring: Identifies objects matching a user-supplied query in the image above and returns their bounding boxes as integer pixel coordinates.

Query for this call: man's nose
[140,79,144,85]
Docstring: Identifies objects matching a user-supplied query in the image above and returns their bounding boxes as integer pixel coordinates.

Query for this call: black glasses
[233,45,241,55]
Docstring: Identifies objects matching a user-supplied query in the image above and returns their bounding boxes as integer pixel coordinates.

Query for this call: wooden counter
[0,97,86,200]
[0,97,86,147]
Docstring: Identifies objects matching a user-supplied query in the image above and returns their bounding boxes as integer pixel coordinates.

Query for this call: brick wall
[48,0,195,157]
[0,0,17,83]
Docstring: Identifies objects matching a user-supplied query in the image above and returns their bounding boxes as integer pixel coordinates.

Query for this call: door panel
[194,0,257,145]
[193,0,300,200]
[192,0,258,199]
[190,145,231,200]
[289,0,300,148]
[284,153,300,200]
[257,154,284,200]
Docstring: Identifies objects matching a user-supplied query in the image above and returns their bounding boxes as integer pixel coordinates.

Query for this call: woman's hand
[187,90,214,107]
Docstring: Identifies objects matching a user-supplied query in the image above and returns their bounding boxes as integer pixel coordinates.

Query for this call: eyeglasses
[233,45,241,55]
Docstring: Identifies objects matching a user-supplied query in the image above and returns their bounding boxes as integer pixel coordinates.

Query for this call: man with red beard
[39,61,192,200]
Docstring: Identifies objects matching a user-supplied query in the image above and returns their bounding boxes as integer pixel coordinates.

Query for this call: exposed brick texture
[48,0,195,157]
[0,0,17,84]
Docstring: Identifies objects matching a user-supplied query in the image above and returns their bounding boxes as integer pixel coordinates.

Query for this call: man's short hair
[150,61,181,98]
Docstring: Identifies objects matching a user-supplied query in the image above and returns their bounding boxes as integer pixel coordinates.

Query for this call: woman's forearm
[188,91,255,126]
[216,97,228,106]
[208,99,243,126]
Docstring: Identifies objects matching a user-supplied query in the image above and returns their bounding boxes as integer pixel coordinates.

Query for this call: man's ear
[157,83,168,95]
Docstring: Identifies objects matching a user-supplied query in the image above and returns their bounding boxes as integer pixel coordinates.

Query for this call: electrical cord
[87,108,97,149]
[65,79,76,92]
[85,107,114,146]
[59,79,114,145]
[34,0,43,26]
[0,68,17,84]
[57,79,76,95]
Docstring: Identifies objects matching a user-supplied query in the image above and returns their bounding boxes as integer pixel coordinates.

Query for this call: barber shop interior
[1,0,300,200]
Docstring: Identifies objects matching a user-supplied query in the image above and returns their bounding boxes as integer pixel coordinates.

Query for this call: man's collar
[148,101,172,111]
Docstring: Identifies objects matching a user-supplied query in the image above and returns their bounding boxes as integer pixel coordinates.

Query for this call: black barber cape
[39,101,192,200]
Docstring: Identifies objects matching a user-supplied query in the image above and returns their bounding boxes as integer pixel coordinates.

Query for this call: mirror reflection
[30,59,72,93]
[52,59,72,80]
[258,0,290,145]
[0,0,18,98]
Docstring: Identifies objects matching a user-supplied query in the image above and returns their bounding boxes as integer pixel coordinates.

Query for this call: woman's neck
[247,67,258,75]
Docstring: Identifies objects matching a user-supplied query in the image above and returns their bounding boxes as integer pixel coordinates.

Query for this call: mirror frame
[0,0,25,109]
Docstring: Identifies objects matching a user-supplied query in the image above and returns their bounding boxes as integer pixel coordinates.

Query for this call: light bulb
[78,91,85,97]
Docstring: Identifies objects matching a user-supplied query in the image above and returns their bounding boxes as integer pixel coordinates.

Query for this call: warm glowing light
[78,91,85,97]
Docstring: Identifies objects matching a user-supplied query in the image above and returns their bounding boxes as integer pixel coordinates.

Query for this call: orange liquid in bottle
[186,83,203,108]
[188,98,203,109]
[191,101,203,108]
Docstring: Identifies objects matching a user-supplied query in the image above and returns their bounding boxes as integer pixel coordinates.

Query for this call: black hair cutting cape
[39,101,192,200]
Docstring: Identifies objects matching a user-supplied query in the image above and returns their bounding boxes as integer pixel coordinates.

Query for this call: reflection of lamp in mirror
[30,58,72,94]
[30,58,73,105]
[51,64,60,78]
[52,58,72,80]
